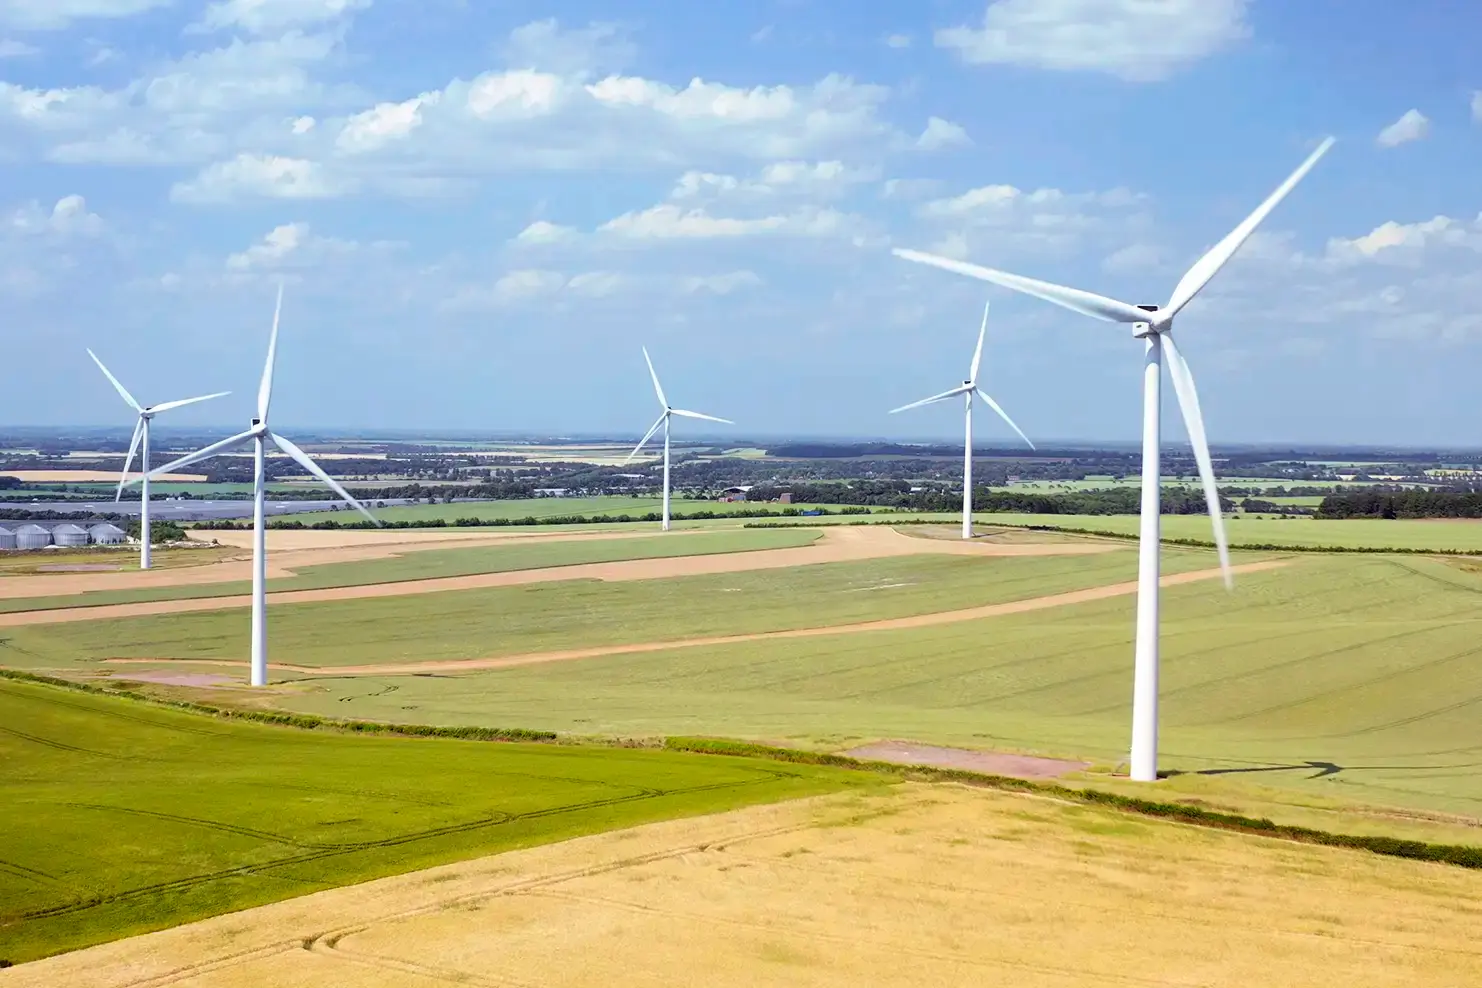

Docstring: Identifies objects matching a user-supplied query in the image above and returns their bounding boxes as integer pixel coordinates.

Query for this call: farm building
[52,523,89,547]
[89,522,127,545]
[15,524,50,549]
[717,485,752,503]
[0,526,15,550]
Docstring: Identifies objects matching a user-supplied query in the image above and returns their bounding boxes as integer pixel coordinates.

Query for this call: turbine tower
[892,137,1334,782]
[133,285,378,686]
[889,301,1034,539]
[86,350,228,570]
[624,347,732,531]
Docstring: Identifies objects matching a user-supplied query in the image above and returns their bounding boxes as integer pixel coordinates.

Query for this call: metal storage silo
[0,526,16,550]
[52,523,88,547]
[89,522,127,545]
[16,524,51,549]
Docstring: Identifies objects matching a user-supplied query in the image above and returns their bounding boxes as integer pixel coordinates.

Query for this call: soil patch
[33,564,125,573]
[844,740,1089,780]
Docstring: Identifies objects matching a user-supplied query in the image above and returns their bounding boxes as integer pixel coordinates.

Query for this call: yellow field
[7,782,1477,988]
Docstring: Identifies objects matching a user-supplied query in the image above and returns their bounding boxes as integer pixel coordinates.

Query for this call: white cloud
[598,203,854,240]
[226,221,307,269]
[0,0,171,30]
[1472,91,1482,122]
[566,270,624,297]
[463,69,566,120]
[937,0,1250,82]
[512,220,577,244]
[914,116,970,151]
[337,92,440,153]
[501,18,634,75]
[290,114,315,134]
[884,34,912,49]
[9,194,103,236]
[171,153,346,202]
[1376,109,1429,148]
[0,38,37,57]
[195,0,370,35]
[494,268,566,301]
[914,182,1147,260]
[683,271,762,294]
[670,160,876,202]
[1325,215,1482,265]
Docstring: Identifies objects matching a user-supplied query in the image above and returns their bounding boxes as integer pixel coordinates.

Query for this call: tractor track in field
[102,559,1288,679]
[0,526,1119,627]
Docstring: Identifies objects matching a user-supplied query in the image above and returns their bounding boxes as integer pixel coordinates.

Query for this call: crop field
[9,782,1479,988]
[276,495,861,525]
[0,676,861,965]
[0,528,822,614]
[200,552,1482,818]
[0,540,1207,670]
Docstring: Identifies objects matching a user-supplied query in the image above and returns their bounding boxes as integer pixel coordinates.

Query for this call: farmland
[274,495,861,525]
[0,675,862,964]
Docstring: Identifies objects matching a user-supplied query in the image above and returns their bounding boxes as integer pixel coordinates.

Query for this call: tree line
[1317,490,1482,519]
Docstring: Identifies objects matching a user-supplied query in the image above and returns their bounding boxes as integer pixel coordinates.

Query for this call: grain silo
[0,526,16,550]
[15,524,51,549]
[52,523,89,547]
[89,522,127,545]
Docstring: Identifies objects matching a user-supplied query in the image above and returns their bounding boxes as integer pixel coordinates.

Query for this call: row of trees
[1318,490,1482,519]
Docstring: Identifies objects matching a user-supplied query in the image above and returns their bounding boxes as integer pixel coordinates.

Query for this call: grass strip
[663,737,1482,870]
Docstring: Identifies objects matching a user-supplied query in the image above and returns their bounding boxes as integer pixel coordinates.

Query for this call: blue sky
[1,0,1479,446]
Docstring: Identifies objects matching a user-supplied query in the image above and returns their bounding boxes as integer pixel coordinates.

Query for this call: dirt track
[102,560,1284,678]
[0,527,1118,627]
[4,784,1473,988]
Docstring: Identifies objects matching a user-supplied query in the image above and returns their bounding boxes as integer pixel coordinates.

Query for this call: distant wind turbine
[889,301,1033,540]
[86,350,229,570]
[624,347,732,531]
[892,136,1335,782]
[131,285,378,686]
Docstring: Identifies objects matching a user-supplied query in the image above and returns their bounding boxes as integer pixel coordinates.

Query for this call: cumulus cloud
[512,220,577,244]
[194,0,371,35]
[565,270,624,297]
[500,18,634,75]
[936,0,1250,82]
[8,194,103,236]
[0,0,172,31]
[171,153,347,202]
[1375,109,1429,148]
[336,92,440,153]
[1325,215,1482,265]
[598,203,854,240]
[914,116,970,151]
[226,221,309,269]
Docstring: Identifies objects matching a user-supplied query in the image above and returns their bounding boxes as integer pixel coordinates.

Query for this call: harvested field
[0,526,1119,624]
[843,740,1090,779]
[7,783,1478,987]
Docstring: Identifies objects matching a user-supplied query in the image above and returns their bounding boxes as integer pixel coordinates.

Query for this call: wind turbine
[624,347,732,531]
[892,137,1334,783]
[889,301,1034,540]
[132,284,379,686]
[86,351,229,570]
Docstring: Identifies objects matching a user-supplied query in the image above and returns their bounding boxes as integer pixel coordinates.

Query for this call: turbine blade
[87,349,142,412]
[974,388,1035,450]
[892,248,1147,324]
[668,408,733,424]
[149,391,231,414]
[132,428,255,485]
[1161,334,1232,589]
[270,432,379,525]
[116,418,144,502]
[641,346,667,409]
[968,300,989,385]
[889,386,967,414]
[625,413,667,464]
[1164,137,1335,318]
[258,282,283,422]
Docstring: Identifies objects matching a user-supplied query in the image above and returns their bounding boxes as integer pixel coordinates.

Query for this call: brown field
[99,559,1280,677]
[0,527,1118,624]
[6,782,1477,988]
[0,470,207,482]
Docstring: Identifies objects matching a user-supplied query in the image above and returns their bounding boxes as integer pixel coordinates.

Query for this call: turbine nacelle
[1132,304,1162,339]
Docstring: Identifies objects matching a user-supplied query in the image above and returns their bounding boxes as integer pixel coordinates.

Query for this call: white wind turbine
[892,137,1334,783]
[889,300,1034,540]
[131,285,379,686]
[86,350,229,570]
[624,347,733,531]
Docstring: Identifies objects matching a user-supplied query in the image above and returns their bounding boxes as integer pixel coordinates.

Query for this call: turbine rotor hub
[1132,304,1166,338]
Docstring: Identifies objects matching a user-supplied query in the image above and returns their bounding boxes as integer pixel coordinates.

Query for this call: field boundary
[663,738,1482,871]
[745,518,1482,556]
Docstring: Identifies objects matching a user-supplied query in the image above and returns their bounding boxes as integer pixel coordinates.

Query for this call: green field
[215,552,1482,818]
[277,496,860,526]
[0,528,821,614]
[3,544,1230,670]
[0,676,861,964]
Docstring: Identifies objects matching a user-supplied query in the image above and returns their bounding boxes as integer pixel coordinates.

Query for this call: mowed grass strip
[0,528,821,614]
[0,677,862,965]
[268,554,1482,817]
[1,542,1213,671]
